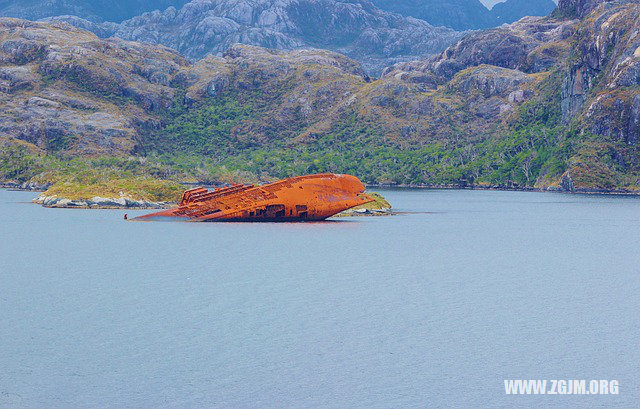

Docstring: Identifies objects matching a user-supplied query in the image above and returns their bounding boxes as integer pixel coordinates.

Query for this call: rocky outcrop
[336,192,392,216]
[629,95,640,145]
[557,0,613,18]
[33,194,174,209]
[0,18,186,155]
[380,1,640,168]
[562,1,640,140]
[0,18,372,155]
[336,207,392,216]
[448,65,532,97]
[383,16,575,82]
[39,15,119,37]
[43,0,465,75]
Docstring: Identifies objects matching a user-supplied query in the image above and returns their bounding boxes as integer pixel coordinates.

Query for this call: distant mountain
[44,0,464,75]
[0,0,560,33]
[0,0,189,23]
[370,0,558,30]
[491,0,557,24]
[0,0,558,74]
[370,0,497,30]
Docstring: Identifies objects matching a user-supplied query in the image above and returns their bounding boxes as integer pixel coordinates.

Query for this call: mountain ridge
[0,0,561,29]
[1,0,640,194]
[0,0,190,23]
[371,0,558,30]
[1,0,561,75]
[41,0,465,75]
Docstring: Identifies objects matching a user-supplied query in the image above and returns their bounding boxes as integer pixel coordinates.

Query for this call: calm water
[1,188,639,408]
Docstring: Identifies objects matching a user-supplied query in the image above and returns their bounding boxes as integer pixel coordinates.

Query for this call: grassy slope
[131,68,570,189]
[0,150,184,201]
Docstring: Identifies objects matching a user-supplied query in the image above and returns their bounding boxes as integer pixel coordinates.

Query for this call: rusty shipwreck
[134,173,374,222]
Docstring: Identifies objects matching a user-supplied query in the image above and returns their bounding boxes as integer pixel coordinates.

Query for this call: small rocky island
[30,178,184,209]
[32,194,171,209]
[336,193,393,217]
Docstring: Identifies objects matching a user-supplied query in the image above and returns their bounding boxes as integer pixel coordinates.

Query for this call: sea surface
[1,188,639,408]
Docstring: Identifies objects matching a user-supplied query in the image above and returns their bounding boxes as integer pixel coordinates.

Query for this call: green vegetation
[478,72,568,187]
[0,146,44,183]
[3,55,639,198]
[353,192,391,211]
[129,72,573,189]
[144,92,257,155]
[0,150,184,201]
[0,73,574,195]
[4,67,636,199]
[43,178,183,202]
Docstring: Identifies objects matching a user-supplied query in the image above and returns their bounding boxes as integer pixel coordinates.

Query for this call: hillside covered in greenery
[1,0,640,200]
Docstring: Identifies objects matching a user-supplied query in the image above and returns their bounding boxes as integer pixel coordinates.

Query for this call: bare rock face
[33,194,173,209]
[183,43,369,107]
[39,15,119,37]
[562,1,640,142]
[181,44,370,145]
[44,0,465,75]
[0,66,38,93]
[557,0,615,18]
[383,16,575,82]
[0,18,191,155]
[449,66,532,98]
[0,18,372,156]
[629,95,640,145]
[382,1,640,150]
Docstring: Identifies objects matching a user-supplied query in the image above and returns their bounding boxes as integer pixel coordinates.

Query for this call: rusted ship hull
[134,173,374,222]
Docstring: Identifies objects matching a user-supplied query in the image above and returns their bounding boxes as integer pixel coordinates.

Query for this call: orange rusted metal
[134,173,374,222]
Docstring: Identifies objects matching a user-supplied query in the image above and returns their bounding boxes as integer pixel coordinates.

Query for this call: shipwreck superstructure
[134,173,374,222]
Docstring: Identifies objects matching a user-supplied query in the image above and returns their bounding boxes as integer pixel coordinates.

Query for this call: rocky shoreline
[336,207,394,217]
[32,194,174,209]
